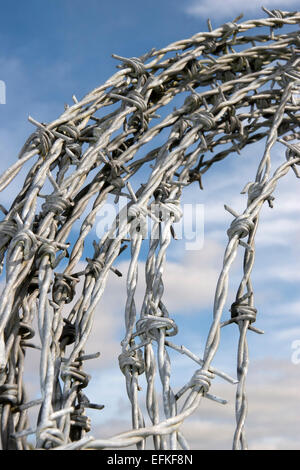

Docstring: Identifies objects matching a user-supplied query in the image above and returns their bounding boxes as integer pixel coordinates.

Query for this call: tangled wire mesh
[0,7,299,450]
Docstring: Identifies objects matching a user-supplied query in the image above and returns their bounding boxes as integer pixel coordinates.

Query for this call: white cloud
[256,263,300,283]
[184,0,299,20]
[1,52,298,448]
[255,217,300,246]
[2,232,300,449]
[82,357,300,450]
[174,358,300,449]
[273,326,300,342]
[104,238,225,318]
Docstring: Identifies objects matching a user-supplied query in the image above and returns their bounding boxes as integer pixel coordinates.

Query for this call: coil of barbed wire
[0,7,299,450]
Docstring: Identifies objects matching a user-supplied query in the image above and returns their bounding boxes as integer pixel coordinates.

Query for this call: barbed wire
[0,7,299,450]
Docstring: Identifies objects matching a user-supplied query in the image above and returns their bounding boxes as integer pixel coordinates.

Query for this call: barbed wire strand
[0,8,299,450]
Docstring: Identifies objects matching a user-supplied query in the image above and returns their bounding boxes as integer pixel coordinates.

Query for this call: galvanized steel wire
[0,8,299,450]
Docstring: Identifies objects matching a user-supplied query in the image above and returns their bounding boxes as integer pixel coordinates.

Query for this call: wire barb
[0,10,299,451]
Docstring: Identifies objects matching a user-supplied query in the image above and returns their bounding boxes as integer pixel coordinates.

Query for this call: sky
[0,0,300,450]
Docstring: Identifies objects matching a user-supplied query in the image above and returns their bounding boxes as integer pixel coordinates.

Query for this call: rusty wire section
[0,8,299,450]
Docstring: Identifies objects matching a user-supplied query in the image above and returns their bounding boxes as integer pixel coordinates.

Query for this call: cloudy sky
[0,0,300,450]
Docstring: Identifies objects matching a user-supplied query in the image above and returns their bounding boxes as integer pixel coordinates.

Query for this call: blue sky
[0,0,300,450]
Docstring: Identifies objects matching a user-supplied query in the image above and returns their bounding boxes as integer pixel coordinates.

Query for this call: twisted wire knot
[0,383,18,406]
[85,257,104,278]
[153,184,170,203]
[52,273,78,305]
[36,243,57,268]
[227,216,254,239]
[188,111,215,130]
[246,182,264,200]
[103,160,126,190]
[225,114,242,134]
[118,349,145,375]
[125,58,148,77]
[203,38,217,54]
[125,90,148,134]
[285,145,300,178]
[23,128,54,157]
[128,204,144,219]
[125,90,147,113]
[172,118,190,142]
[69,390,103,441]
[128,204,148,239]
[70,408,91,438]
[159,199,183,223]
[128,112,149,134]
[241,181,275,207]
[136,315,178,340]
[230,301,257,324]
[286,144,300,161]
[189,369,214,393]
[184,94,202,113]
[10,229,37,260]
[262,7,284,26]
[57,124,80,141]
[222,22,239,36]
[113,54,148,78]
[183,59,200,79]
[61,365,91,389]
[36,129,54,155]
[42,193,74,215]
